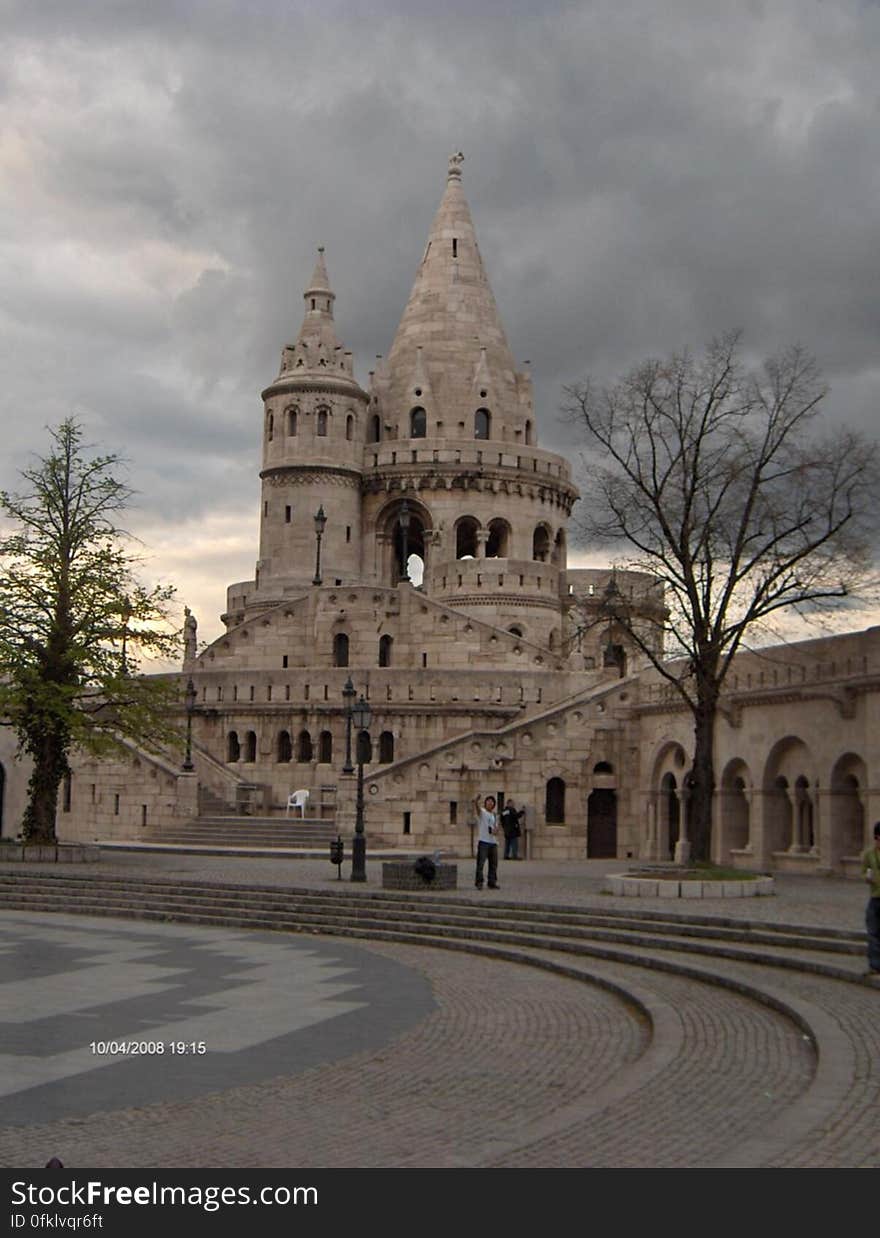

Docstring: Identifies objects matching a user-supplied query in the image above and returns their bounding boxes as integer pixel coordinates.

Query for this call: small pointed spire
[306,246,333,296]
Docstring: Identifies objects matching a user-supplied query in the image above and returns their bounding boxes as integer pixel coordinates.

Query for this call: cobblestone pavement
[1,854,876,1169]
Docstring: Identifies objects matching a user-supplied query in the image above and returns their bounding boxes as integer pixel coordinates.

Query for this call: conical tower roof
[265,247,363,396]
[383,153,525,437]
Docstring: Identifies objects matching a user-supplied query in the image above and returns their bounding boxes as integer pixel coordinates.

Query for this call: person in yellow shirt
[861,821,880,978]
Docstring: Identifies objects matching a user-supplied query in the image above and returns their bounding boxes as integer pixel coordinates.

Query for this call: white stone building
[4,155,877,874]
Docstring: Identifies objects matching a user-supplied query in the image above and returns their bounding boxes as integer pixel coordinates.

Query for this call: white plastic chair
[285,789,310,818]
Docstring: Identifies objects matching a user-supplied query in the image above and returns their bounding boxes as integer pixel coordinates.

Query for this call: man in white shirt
[474,794,500,890]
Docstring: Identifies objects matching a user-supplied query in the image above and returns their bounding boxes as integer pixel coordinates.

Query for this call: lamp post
[342,676,355,775]
[313,505,327,585]
[399,499,411,583]
[350,692,372,883]
[182,676,196,772]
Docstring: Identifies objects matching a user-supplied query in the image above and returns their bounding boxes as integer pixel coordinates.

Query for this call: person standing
[501,801,525,860]
[474,794,500,890]
[862,821,880,979]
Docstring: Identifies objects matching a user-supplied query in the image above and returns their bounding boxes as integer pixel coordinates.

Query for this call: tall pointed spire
[275,247,358,384]
[382,153,530,441]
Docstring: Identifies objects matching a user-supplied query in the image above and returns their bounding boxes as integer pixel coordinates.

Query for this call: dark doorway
[587,788,617,857]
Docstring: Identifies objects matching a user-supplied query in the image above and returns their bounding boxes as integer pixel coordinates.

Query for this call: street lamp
[342,676,356,775]
[313,505,327,585]
[399,499,411,583]
[182,676,196,772]
[350,692,373,883]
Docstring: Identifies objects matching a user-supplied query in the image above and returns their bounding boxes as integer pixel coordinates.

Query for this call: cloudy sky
[2,0,879,648]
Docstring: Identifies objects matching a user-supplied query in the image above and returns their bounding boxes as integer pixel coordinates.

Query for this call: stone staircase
[138,815,340,851]
[0,869,867,983]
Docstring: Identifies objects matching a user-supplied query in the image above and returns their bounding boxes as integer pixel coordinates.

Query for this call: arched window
[486,518,510,558]
[227,732,240,762]
[244,731,257,763]
[594,761,614,775]
[266,412,274,442]
[318,730,333,763]
[379,731,394,763]
[286,406,298,436]
[379,635,393,667]
[356,730,373,764]
[346,414,354,441]
[369,414,381,443]
[296,730,313,763]
[409,406,427,438]
[546,777,566,823]
[532,525,550,562]
[456,516,479,559]
[508,625,524,639]
[552,528,566,565]
[316,407,329,436]
[474,408,491,440]
[277,731,292,763]
[333,633,350,667]
[525,420,533,445]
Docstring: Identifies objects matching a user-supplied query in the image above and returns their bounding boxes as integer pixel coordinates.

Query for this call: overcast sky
[2,0,879,647]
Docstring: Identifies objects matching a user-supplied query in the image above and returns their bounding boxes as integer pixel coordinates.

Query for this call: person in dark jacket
[501,801,525,860]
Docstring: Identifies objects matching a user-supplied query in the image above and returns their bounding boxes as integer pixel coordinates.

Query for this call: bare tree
[563,331,879,862]
[0,420,181,844]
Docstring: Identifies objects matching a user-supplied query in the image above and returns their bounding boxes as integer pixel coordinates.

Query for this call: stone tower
[363,153,579,649]
[225,248,370,626]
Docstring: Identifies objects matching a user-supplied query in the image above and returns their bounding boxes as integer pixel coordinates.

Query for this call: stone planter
[603,871,774,898]
[0,843,100,864]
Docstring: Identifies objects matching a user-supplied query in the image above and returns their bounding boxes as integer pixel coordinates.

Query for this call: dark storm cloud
[2,1,879,633]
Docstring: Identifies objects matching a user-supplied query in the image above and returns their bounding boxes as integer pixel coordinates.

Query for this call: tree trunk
[689,700,717,863]
[21,730,66,845]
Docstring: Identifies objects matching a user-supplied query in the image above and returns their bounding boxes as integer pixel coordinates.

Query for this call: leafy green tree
[564,332,879,862]
[0,420,181,844]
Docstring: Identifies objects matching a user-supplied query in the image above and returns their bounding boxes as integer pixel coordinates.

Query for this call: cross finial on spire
[448,151,464,180]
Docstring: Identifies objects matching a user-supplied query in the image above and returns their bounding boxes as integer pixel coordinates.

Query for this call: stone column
[673,788,690,865]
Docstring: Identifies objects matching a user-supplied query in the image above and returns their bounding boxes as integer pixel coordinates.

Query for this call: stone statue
[183,606,198,663]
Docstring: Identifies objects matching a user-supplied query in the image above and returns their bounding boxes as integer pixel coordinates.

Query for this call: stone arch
[296,730,313,763]
[369,413,381,443]
[651,741,688,859]
[486,518,511,558]
[346,413,354,441]
[227,731,240,763]
[277,730,292,763]
[532,524,551,562]
[318,730,333,764]
[762,736,815,854]
[286,406,298,436]
[455,515,480,559]
[379,634,393,667]
[243,731,257,763]
[545,776,566,824]
[552,528,566,567]
[719,757,751,859]
[266,411,274,442]
[316,406,329,436]
[474,408,491,440]
[377,497,432,587]
[356,730,372,764]
[409,406,427,438]
[587,761,617,858]
[525,419,533,445]
[830,752,867,863]
[378,731,395,763]
[333,632,350,668]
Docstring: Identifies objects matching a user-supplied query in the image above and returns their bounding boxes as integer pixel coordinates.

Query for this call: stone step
[0,874,866,979]
[0,870,864,944]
